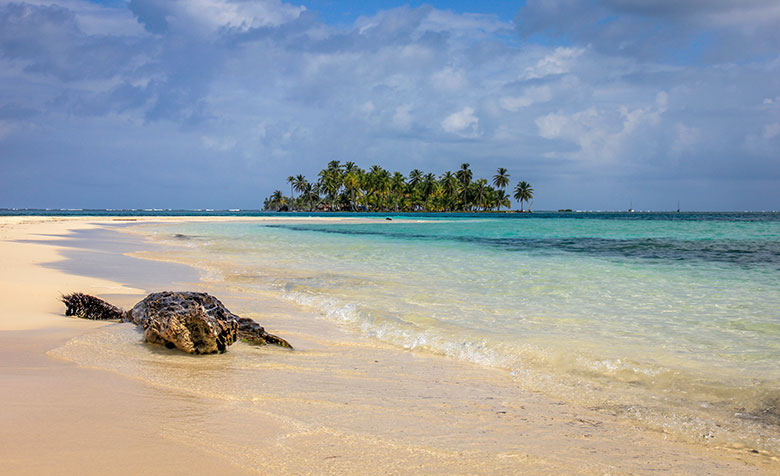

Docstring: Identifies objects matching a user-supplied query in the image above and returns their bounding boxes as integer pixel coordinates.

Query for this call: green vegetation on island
[263,161,533,212]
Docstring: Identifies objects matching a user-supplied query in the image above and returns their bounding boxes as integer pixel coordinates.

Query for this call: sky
[0,0,778,211]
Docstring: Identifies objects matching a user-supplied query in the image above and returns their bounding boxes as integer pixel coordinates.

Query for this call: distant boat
[628,200,635,213]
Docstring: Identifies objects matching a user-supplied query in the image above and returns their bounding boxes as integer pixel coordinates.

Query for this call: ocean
[50,212,780,453]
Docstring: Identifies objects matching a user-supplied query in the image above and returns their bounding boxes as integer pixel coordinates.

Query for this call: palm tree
[367,165,391,210]
[456,163,473,210]
[440,171,458,211]
[421,173,437,211]
[343,167,362,211]
[492,168,510,191]
[408,169,423,189]
[375,168,391,210]
[495,189,510,212]
[264,190,287,211]
[300,182,318,211]
[359,171,372,211]
[475,179,488,211]
[291,175,308,210]
[293,174,307,194]
[391,172,406,212]
[318,165,343,210]
[286,176,295,201]
[513,181,534,212]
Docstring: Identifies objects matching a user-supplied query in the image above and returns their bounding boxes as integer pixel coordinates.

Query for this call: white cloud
[492,125,514,141]
[441,107,479,136]
[672,122,700,155]
[536,112,568,140]
[0,0,147,36]
[535,92,668,162]
[500,85,552,111]
[393,104,413,129]
[764,122,780,140]
[162,0,305,33]
[521,47,585,80]
[745,121,780,157]
[420,9,510,35]
[655,91,668,111]
[201,135,236,151]
[431,67,467,91]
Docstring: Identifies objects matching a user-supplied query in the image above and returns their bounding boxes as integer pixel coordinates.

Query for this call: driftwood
[61,292,125,321]
[61,291,292,354]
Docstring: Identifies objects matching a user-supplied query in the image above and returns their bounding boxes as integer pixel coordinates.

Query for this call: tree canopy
[264,163,533,213]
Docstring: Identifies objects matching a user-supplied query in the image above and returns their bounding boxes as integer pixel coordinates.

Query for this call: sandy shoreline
[1,216,778,475]
[0,217,253,475]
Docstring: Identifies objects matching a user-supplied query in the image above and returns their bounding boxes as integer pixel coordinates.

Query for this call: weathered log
[61,292,124,320]
[60,291,292,354]
[237,316,292,349]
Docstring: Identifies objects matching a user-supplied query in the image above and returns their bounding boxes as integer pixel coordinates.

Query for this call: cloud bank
[0,0,778,210]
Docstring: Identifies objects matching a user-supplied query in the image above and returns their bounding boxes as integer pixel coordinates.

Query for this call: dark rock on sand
[128,291,239,354]
[60,291,292,354]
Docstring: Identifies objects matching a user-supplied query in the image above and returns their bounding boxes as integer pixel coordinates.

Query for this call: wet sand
[1,216,777,475]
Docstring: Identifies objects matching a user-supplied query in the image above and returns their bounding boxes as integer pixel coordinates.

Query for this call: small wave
[279,286,780,452]
[281,289,513,369]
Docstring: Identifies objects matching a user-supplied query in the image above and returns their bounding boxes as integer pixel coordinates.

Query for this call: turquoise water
[140,213,780,450]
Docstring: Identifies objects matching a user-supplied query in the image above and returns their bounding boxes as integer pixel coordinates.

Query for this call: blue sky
[298,1,525,24]
[0,0,778,210]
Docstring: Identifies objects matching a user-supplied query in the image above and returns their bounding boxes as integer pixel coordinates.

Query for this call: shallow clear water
[128,213,780,450]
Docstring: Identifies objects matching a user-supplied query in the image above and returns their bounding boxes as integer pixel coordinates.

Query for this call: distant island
[263,161,534,213]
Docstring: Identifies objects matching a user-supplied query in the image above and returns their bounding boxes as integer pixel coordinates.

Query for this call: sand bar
[1,216,778,475]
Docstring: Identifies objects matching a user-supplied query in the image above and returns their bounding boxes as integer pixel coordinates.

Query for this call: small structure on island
[61,291,292,354]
